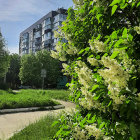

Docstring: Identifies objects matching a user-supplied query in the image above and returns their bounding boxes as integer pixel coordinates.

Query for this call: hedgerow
[51,0,140,139]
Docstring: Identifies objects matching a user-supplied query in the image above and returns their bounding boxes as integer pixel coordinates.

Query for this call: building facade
[19,8,67,55]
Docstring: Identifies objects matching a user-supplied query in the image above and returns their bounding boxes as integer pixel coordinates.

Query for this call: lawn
[19,89,70,101]
[9,114,61,140]
[0,89,70,109]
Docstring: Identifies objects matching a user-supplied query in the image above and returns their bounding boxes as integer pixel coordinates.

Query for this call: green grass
[9,114,60,140]
[0,89,70,109]
[18,89,70,101]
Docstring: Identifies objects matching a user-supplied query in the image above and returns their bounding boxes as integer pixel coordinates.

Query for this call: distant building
[19,8,67,55]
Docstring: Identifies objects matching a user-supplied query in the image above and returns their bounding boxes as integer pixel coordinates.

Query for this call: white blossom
[87,57,99,66]
[134,25,140,34]
[89,39,106,53]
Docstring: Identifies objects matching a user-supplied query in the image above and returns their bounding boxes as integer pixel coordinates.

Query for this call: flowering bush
[51,0,140,139]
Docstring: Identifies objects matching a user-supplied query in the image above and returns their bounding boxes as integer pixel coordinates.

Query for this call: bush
[0,82,9,90]
[51,0,140,139]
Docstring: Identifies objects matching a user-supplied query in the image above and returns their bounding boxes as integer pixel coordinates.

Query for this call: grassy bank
[0,89,70,109]
[9,114,60,140]
[19,89,70,101]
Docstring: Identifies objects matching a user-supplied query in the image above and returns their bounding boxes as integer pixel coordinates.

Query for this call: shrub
[51,0,140,139]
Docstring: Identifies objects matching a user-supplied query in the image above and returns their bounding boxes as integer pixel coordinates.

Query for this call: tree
[19,53,41,87]
[0,29,9,80]
[36,50,61,86]
[51,0,140,139]
[6,54,20,89]
[19,50,61,88]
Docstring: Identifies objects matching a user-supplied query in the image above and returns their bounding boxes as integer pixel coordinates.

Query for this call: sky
[0,0,73,54]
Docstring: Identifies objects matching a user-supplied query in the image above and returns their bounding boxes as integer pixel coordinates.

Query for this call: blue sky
[0,0,73,54]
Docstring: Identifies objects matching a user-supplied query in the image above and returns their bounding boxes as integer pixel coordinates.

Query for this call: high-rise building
[19,8,67,55]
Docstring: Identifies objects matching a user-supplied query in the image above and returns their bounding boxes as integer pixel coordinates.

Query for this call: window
[44,25,51,30]
[44,32,51,40]
[34,31,41,38]
[54,14,67,23]
[45,18,51,25]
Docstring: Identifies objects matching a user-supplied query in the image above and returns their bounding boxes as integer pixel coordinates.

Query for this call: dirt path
[0,100,75,140]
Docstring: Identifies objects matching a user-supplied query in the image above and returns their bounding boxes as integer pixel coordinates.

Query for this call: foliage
[51,0,140,139]
[19,50,61,88]
[10,114,61,140]
[0,29,9,80]
[6,53,21,89]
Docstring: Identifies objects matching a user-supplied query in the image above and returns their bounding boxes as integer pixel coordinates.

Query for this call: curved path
[0,100,75,140]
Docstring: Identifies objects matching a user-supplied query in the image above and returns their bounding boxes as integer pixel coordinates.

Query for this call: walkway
[0,100,75,140]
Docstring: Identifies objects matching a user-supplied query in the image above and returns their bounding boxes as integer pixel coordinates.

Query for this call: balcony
[44,29,52,34]
[34,24,42,32]
[44,40,52,45]
[43,18,51,26]
[35,41,41,46]
[52,26,59,31]
[53,14,67,23]
[34,34,41,39]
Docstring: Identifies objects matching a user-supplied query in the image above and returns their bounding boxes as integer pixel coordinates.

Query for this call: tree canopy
[0,29,9,79]
[6,53,20,89]
[19,50,61,88]
[51,0,140,139]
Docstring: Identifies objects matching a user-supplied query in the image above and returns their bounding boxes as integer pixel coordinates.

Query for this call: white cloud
[0,0,73,22]
[0,0,43,21]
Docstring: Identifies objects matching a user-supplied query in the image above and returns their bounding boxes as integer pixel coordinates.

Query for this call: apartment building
[19,8,67,55]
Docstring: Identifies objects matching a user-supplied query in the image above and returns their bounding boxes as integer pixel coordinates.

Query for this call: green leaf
[88,55,94,58]
[90,1,93,6]
[51,121,59,127]
[122,28,127,38]
[111,5,118,15]
[87,115,96,124]
[131,2,135,8]
[112,112,117,121]
[92,84,99,91]
[103,53,108,57]
[99,122,106,129]
[107,101,112,107]
[85,47,90,52]
[96,55,100,59]
[111,31,117,39]
[128,34,133,41]
[78,49,84,54]
[97,117,102,126]
[137,2,140,7]
[130,122,137,139]
[129,137,134,140]
[110,0,120,6]
[86,113,91,120]
[132,88,137,94]
[114,39,123,47]
[126,99,130,104]
[93,94,101,100]
[110,51,119,59]
[119,47,128,50]
[120,3,128,9]
[77,57,82,60]
[96,34,101,40]
[96,14,102,23]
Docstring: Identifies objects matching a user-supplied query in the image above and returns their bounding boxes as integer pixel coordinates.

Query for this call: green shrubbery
[51,0,140,139]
